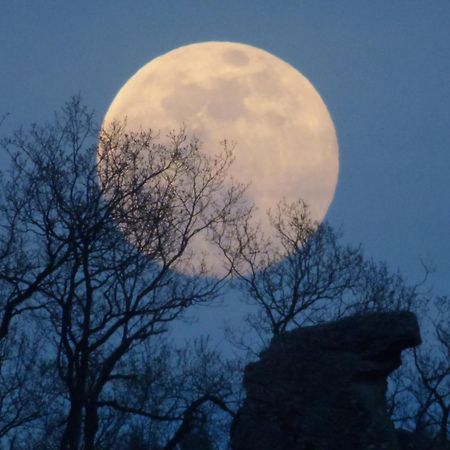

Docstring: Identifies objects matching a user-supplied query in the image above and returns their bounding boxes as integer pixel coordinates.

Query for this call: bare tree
[409,297,450,448]
[0,141,72,343]
[0,97,247,450]
[217,198,425,355]
[0,323,57,444]
[388,296,450,447]
[99,337,240,450]
[217,199,366,342]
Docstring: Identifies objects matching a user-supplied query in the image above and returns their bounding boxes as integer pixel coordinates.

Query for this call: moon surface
[102,41,339,275]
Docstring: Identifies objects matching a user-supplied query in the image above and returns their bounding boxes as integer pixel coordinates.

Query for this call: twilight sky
[1,1,449,337]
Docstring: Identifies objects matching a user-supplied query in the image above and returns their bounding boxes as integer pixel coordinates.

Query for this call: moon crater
[222,49,250,66]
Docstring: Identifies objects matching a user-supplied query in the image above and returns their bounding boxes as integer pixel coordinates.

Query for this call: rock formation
[231,311,422,450]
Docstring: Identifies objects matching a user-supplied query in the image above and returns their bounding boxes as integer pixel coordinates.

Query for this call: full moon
[102,41,339,275]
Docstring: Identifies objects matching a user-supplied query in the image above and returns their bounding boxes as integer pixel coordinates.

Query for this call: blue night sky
[1,1,449,338]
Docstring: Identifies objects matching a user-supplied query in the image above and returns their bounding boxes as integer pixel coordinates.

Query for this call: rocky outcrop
[231,311,422,450]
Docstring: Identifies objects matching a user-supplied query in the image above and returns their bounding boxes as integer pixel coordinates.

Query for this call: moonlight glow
[102,42,339,275]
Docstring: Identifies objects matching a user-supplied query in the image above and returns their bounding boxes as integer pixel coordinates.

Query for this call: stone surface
[231,311,422,450]
[395,430,440,450]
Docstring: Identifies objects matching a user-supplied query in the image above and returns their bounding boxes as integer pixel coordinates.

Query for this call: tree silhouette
[218,198,421,350]
[0,97,246,449]
[388,296,450,446]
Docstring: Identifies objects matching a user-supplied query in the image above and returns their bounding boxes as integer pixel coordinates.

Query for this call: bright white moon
[102,41,339,275]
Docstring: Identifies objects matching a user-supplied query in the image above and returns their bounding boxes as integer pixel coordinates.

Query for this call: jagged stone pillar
[231,311,421,450]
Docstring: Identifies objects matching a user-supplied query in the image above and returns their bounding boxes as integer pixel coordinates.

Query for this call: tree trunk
[84,401,99,450]
[60,396,83,450]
